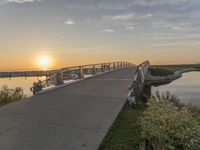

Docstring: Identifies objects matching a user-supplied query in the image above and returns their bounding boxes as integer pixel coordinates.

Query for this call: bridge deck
[0,67,136,150]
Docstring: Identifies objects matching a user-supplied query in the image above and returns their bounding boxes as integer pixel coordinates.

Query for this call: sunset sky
[0,0,200,70]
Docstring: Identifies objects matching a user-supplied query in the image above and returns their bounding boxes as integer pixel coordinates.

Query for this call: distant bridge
[0,61,150,150]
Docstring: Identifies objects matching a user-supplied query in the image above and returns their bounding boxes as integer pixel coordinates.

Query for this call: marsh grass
[152,64,200,72]
[150,68,174,77]
[140,91,200,150]
[0,85,26,106]
[152,91,200,115]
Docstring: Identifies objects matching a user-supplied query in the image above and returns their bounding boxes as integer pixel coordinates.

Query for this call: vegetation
[152,64,200,72]
[100,92,200,150]
[140,101,200,150]
[150,67,174,77]
[99,102,146,150]
[139,92,200,150]
[0,85,25,106]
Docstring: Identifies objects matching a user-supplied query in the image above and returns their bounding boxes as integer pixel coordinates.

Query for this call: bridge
[0,61,150,150]
[0,62,130,78]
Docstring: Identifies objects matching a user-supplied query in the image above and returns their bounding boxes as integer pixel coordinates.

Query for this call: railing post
[79,66,84,78]
[118,62,120,68]
[92,65,96,75]
[120,62,123,68]
[55,72,64,86]
[113,62,116,69]
[108,63,111,70]
[101,64,104,72]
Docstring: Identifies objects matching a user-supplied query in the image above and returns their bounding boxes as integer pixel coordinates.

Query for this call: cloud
[137,13,153,19]
[103,12,134,21]
[126,26,135,31]
[94,0,193,11]
[172,26,184,31]
[64,20,75,25]
[0,0,43,5]
[140,0,190,6]
[101,29,114,33]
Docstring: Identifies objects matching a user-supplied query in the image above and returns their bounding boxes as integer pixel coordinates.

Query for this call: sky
[0,0,200,70]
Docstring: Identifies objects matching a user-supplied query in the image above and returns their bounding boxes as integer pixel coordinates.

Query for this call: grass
[150,64,200,77]
[149,67,174,77]
[152,64,200,72]
[99,102,146,150]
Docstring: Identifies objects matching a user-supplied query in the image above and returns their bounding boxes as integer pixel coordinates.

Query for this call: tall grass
[140,91,200,150]
[0,85,25,106]
[152,91,200,115]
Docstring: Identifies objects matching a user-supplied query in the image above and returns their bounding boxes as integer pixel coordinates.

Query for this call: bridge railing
[128,61,150,105]
[31,61,134,95]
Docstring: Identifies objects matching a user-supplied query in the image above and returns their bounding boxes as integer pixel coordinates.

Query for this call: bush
[0,85,25,106]
[139,98,200,150]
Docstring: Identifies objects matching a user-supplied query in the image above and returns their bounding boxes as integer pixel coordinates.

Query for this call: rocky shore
[145,68,199,86]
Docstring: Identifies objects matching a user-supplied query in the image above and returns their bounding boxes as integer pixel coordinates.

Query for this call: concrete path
[0,67,136,150]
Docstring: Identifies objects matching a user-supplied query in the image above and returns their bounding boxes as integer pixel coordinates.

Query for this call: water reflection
[0,76,46,97]
[152,72,200,105]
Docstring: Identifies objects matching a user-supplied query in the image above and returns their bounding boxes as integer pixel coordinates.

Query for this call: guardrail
[31,61,134,95]
[128,61,150,105]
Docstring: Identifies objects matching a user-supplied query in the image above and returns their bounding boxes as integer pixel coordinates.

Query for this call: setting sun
[36,55,53,70]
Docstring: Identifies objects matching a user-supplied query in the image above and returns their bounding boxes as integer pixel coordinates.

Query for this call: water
[152,72,200,105]
[0,76,46,97]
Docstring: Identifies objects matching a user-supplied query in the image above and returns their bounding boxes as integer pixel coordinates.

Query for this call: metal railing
[31,61,134,95]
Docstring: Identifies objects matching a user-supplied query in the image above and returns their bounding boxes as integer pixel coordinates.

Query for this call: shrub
[140,99,200,150]
[0,85,25,106]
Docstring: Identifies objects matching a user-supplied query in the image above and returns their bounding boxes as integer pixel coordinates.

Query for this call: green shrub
[0,85,25,106]
[140,99,200,150]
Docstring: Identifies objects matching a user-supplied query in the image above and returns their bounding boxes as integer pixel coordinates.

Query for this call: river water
[0,72,200,104]
[0,76,46,97]
[152,72,200,105]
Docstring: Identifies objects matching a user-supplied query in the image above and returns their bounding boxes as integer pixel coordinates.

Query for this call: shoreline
[145,68,199,86]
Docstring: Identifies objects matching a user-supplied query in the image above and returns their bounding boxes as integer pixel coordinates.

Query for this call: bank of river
[152,72,200,105]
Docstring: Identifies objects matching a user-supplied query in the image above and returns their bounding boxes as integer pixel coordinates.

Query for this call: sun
[36,55,53,70]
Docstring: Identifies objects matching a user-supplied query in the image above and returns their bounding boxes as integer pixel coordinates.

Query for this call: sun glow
[36,55,53,70]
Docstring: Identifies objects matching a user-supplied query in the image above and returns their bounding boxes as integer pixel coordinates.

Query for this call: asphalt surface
[0,67,136,150]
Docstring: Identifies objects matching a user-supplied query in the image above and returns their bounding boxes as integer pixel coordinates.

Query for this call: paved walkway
[0,67,136,150]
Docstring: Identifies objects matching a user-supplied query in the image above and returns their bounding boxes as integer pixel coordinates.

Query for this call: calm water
[1,72,200,104]
[0,76,46,97]
[152,72,200,105]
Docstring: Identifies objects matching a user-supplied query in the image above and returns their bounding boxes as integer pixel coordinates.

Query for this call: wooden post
[101,64,104,72]
[123,62,125,67]
[92,65,96,75]
[113,62,116,69]
[79,66,84,78]
[55,72,64,86]
[117,62,119,68]
[108,63,111,70]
